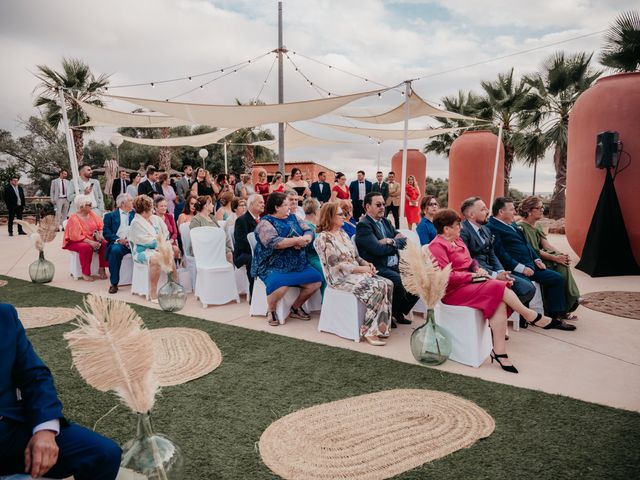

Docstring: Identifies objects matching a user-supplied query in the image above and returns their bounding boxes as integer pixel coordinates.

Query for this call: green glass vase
[157,272,187,312]
[121,412,184,480]
[410,308,451,365]
[29,251,55,284]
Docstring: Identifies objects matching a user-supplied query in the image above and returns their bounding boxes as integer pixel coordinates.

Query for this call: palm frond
[399,240,451,308]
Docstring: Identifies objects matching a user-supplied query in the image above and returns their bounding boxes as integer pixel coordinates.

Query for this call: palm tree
[600,10,640,72]
[33,58,109,165]
[524,52,602,218]
[512,129,548,194]
[227,99,276,173]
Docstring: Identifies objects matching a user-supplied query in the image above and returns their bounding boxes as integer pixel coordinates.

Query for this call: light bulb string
[254,54,278,103]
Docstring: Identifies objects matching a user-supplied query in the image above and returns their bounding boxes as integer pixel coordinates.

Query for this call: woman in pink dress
[159,173,177,215]
[404,175,420,229]
[428,209,562,374]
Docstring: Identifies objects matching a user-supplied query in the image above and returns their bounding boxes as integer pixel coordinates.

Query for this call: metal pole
[399,81,411,225]
[58,87,80,192]
[224,142,229,175]
[490,123,503,207]
[376,141,381,171]
[532,158,537,195]
[277,1,285,173]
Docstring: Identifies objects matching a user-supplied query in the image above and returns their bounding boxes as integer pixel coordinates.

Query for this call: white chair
[118,253,133,285]
[235,265,250,296]
[69,251,99,279]
[176,266,193,293]
[508,281,544,331]
[303,289,323,312]
[191,227,239,307]
[179,222,197,288]
[399,228,420,245]
[130,261,167,299]
[434,302,493,368]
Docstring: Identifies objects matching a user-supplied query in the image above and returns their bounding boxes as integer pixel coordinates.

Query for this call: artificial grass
[1,275,639,480]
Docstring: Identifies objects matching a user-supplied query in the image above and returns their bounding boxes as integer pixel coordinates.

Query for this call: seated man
[460,196,536,328]
[103,193,135,294]
[233,193,265,297]
[356,192,419,327]
[0,303,121,480]
[487,197,575,331]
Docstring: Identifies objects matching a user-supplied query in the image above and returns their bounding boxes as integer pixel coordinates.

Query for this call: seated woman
[518,196,581,318]
[416,195,438,245]
[339,200,357,238]
[315,202,393,345]
[303,197,326,295]
[428,209,565,374]
[215,191,234,222]
[128,195,177,303]
[154,195,181,260]
[62,194,108,282]
[189,195,232,262]
[252,192,323,326]
[177,193,197,226]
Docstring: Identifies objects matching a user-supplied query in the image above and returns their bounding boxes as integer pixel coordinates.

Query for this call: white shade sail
[115,128,238,147]
[317,123,468,141]
[342,90,480,124]
[106,88,386,128]
[252,123,357,151]
[77,100,193,128]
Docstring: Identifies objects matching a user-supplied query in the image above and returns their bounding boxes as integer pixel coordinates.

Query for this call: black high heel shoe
[529,313,575,330]
[490,349,519,374]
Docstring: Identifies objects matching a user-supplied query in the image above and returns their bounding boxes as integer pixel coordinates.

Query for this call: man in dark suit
[460,196,536,327]
[356,192,418,326]
[110,169,130,202]
[488,197,575,330]
[103,193,135,294]
[0,303,122,479]
[233,193,264,296]
[4,176,26,236]
[309,171,331,204]
[137,166,162,198]
[349,170,372,221]
[371,171,389,202]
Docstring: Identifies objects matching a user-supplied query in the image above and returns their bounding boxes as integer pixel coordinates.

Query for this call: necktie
[479,227,488,242]
[61,179,65,196]
[121,179,125,193]
[377,220,387,238]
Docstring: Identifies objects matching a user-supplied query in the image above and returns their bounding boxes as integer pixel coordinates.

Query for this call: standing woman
[212,173,230,202]
[191,168,215,197]
[404,174,421,230]
[416,195,439,245]
[254,170,270,204]
[270,171,286,194]
[158,173,177,215]
[285,167,310,206]
[330,172,351,203]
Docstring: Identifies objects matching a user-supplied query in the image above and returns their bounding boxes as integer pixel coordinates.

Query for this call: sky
[0,0,633,193]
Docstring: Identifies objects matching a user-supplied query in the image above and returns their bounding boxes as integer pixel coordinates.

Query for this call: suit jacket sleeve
[103,212,118,243]
[355,220,397,258]
[233,216,249,260]
[93,180,104,212]
[6,304,64,427]
[490,227,519,271]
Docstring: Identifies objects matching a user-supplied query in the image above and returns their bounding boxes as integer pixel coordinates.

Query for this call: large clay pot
[391,149,427,190]
[566,72,640,262]
[448,131,504,212]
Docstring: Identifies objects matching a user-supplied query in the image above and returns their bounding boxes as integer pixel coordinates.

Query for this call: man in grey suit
[68,165,104,216]
[50,169,71,230]
[175,164,193,204]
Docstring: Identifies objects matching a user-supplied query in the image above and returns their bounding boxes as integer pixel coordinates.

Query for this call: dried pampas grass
[15,215,58,252]
[64,295,159,414]
[156,234,175,273]
[400,240,451,308]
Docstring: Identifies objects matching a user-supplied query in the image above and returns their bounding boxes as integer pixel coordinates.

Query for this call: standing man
[50,169,70,231]
[372,171,389,203]
[310,171,331,204]
[103,193,135,294]
[68,165,104,216]
[4,176,26,236]
[233,193,264,297]
[385,171,400,229]
[110,169,129,204]
[349,170,372,221]
[174,164,193,220]
[137,166,162,198]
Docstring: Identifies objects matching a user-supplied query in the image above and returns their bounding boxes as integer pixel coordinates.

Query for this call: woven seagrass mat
[150,327,222,387]
[259,389,495,480]
[18,307,78,329]
[580,291,640,320]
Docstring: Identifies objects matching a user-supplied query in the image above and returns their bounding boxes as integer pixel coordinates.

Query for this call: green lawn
[2,275,639,479]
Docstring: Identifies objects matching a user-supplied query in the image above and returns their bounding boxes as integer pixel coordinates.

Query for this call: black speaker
[595,131,619,169]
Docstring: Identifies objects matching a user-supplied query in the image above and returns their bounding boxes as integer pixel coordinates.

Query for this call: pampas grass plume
[399,240,451,308]
[156,234,174,273]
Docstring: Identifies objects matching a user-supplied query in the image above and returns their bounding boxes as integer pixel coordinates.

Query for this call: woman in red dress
[254,170,270,203]
[330,172,350,202]
[270,172,286,194]
[428,209,562,374]
[404,175,420,229]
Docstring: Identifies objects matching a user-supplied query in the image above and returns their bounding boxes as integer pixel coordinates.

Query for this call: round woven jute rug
[150,327,222,387]
[580,291,640,320]
[17,307,78,329]
[259,389,495,480]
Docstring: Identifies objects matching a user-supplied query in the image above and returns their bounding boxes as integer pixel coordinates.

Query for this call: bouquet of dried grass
[399,240,451,308]
[16,215,58,252]
[155,234,175,274]
[64,295,159,413]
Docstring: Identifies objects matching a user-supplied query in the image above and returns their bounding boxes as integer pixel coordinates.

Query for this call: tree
[512,129,548,195]
[524,52,602,218]
[600,10,640,72]
[227,100,277,173]
[425,177,449,208]
[33,58,109,165]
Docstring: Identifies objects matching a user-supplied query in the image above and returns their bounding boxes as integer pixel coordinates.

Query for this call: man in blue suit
[103,193,135,294]
[349,170,372,221]
[488,197,575,330]
[309,171,331,205]
[356,192,418,326]
[0,303,121,479]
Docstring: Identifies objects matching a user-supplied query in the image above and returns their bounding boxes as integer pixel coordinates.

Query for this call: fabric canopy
[252,123,356,151]
[114,128,238,147]
[77,100,193,128]
[342,90,480,124]
[106,88,386,128]
[317,123,469,141]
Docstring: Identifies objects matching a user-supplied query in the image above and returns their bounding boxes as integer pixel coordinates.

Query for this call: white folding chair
[191,227,239,307]
[179,222,197,288]
[235,265,250,296]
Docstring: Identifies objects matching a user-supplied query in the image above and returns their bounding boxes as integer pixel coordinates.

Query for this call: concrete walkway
[2,231,639,412]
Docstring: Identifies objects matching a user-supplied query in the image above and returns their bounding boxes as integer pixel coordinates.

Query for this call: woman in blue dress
[252,192,323,326]
[416,195,438,245]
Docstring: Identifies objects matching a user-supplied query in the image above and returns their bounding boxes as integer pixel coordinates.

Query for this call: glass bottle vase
[157,272,187,312]
[410,308,451,365]
[29,251,55,284]
[120,412,184,480]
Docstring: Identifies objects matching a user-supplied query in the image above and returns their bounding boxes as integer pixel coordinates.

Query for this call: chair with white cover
[179,222,197,288]
[69,251,99,279]
[434,302,493,368]
[130,261,167,299]
[235,265,250,296]
[508,281,544,331]
[191,227,239,307]
[118,253,134,285]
